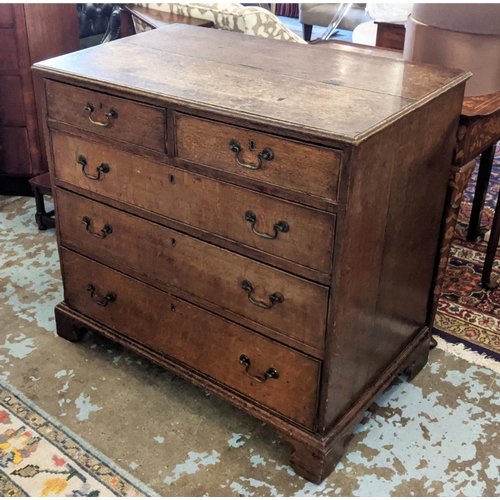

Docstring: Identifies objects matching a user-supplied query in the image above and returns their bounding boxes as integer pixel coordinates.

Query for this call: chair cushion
[136,3,306,43]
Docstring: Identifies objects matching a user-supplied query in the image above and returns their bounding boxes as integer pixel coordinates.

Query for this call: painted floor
[1,195,500,496]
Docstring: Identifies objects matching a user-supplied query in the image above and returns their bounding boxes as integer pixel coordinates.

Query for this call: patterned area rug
[435,144,500,362]
[0,380,156,497]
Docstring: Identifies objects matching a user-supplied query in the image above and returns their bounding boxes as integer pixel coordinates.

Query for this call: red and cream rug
[434,144,500,368]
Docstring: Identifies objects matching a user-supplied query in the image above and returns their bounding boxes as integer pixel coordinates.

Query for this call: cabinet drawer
[176,114,341,202]
[0,30,18,73]
[0,76,25,126]
[61,248,320,429]
[45,80,166,152]
[0,127,31,175]
[52,131,335,274]
[0,4,15,28]
[57,189,329,352]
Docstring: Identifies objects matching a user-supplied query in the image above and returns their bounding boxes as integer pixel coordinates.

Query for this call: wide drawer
[176,113,342,202]
[52,131,335,274]
[57,188,329,352]
[45,80,166,153]
[61,248,320,429]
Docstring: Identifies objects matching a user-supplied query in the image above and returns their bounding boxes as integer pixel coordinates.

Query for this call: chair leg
[302,23,313,41]
[467,143,496,242]
[482,186,500,289]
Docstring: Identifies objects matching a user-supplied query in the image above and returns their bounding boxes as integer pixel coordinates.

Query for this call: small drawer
[61,248,321,429]
[0,31,19,73]
[176,114,342,203]
[56,189,329,352]
[45,80,166,152]
[52,131,335,274]
[0,4,15,27]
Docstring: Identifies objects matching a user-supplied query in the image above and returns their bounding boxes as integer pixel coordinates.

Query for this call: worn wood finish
[35,26,469,484]
[33,25,468,145]
[45,80,167,153]
[0,4,79,185]
[51,131,335,273]
[56,188,329,352]
[175,113,342,203]
[61,248,321,429]
[320,84,464,430]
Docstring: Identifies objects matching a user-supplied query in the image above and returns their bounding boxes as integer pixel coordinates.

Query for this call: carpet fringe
[435,336,500,374]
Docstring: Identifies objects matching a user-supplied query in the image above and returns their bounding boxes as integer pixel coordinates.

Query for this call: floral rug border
[0,378,158,497]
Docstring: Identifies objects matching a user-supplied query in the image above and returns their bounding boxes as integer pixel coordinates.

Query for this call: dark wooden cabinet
[33,25,469,483]
[0,3,79,194]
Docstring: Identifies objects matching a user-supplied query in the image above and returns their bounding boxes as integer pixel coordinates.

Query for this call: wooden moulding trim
[55,302,320,437]
[56,301,430,454]
[33,66,471,146]
[37,73,348,150]
[321,326,430,448]
[281,325,430,453]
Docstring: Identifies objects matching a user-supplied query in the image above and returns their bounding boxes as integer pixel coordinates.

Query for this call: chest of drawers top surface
[33,24,468,144]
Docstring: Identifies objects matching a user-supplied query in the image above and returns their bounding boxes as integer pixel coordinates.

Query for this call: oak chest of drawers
[33,25,469,483]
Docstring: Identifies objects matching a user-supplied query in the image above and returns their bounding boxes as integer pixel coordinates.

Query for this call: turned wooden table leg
[467,143,496,242]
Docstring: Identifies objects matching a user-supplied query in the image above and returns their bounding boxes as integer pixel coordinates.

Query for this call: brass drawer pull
[82,216,112,239]
[87,284,116,307]
[244,211,289,239]
[229,139,274,170]
[84,101,118,127]
[78,155,110,180]
[241,280,283,309]
[239,354,279,383]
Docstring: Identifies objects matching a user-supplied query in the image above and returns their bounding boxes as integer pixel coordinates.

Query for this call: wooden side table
[118,5,214,38]
[28,172,55,230]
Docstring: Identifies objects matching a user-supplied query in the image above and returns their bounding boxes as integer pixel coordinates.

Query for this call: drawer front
[0,76,25,126]
[45,80,166,152]
[176,114,342,202]
[52,131,335,273]
[57,189,329,351]
[61,248,320,429]
[0,30,18,73]
[0,127,31,175]
[0,4,15,28]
